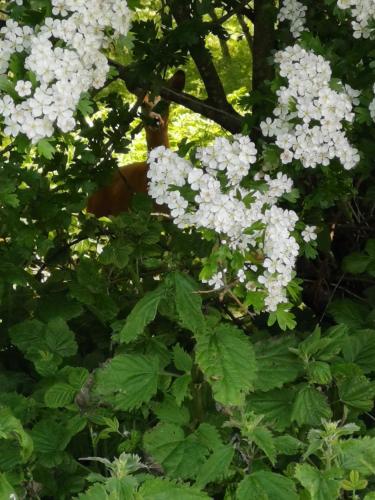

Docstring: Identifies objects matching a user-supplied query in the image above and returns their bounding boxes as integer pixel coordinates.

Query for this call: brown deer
[87,70,186,217]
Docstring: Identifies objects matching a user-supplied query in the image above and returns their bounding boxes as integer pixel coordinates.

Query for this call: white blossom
[302,225,317,242]
[278,0,307,38]
[0,1,131,142]
[260,44,360,170]
[147,136,308,312]
[336,0,375,38]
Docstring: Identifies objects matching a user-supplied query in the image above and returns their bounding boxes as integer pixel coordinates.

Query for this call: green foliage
[0,0,375,498]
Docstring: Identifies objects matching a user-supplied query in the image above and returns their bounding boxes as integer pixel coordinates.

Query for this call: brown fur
[87,71,185,217]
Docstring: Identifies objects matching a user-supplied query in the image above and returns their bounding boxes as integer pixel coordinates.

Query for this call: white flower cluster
[147,135,305,312]
[278,0,307,38]
[0,0,131,142]
[337,0,375,38]
[260,44,360,170]
[370,84,375,122]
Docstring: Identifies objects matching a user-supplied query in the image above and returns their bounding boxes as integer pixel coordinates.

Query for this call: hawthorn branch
[212,0,253,26]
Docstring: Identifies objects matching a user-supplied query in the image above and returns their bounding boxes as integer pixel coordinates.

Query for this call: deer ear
[167,70,186,92]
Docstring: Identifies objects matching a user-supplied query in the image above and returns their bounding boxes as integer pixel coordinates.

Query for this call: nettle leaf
[274,435,304,455]
[251,426,276,465]
[195,445,234,488]
[139,478,210,500]
[173,272,205,334]
[340,437,375,475]
[253,335,302,391]
[307,361,332,385]
[295,464,340,500]
[247,388,296,431]
[143,423,208,480]
[152,396,190,426]
[196,324,257,406]
[32,415,86,456]
[236,471,298,500]
[173,343,193,372]
[291,385,332,426]
[343,330,375,373]
[338,376,375,411]
[95,354,159,410]
[119,284,167,343]
[172,374,192,406]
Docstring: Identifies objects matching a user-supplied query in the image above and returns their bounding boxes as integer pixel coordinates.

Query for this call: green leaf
[342,252,371,274]
[174,272,205,334]
[251,426,276,465]
[171,374,191,406]
[152,396,190,426]
[119,284,167,343]
[328,299,369,328]
[295,464,340,500]
[9,319,45,353]
[267,305,296,331]
[144,423,208,480]
[94,354,159,410]
[307,361,332,385]
[236,471,298,500]
[0,407,33,462]
[0,474,15,499]
[196,324,257,406]
[37,138,55,159]
[45,318,78,357]
[253,336,302,391]
[32,415,86,456]
[274,435,304,455]
[340,437,375,475]
[291,385,332,426]
[195,445,234,488]
[247,388,295,431]
[343,330,375,373]
[173,344,193,372]
[44,382,76,408]
[338,376,375,411]
[139,478,210,499]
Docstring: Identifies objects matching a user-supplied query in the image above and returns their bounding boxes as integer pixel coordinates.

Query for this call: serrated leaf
[152,396,190,426]
[139,478,210,499]
[340,437,375,475]
[343,330,375,373]
[251,426,276,464]
[274,435,304,455]
[195,445,234,488]
[44,383,76,408]
[236,471,298,500]
[247,388,295,431]
[32,415,86,455]
[0,407,33,462]
[295,464,340,500]
[95,354,159,410]
[307,361,332,385]
[119,284,167,343]
[338,376,375,411]
[291,385,332,426]
[196,324,257,406]
[37,138,55,159]
[171,374,191,406]
[144,423,208,480]
[253,336,302,391]
[174,272,205,334]
[45,318,77,357]
[173,344,192,372]
[328,299,369,328]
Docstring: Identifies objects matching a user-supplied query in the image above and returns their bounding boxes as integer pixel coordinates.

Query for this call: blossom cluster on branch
[277,0,307,38]
[260,44,360,170]
[147,136,316,312]
[0,0,131,142]
[337,0,375,39]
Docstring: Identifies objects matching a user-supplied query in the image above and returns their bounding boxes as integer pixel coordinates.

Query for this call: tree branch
[212,0,252,26]
[109,59,244,133]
